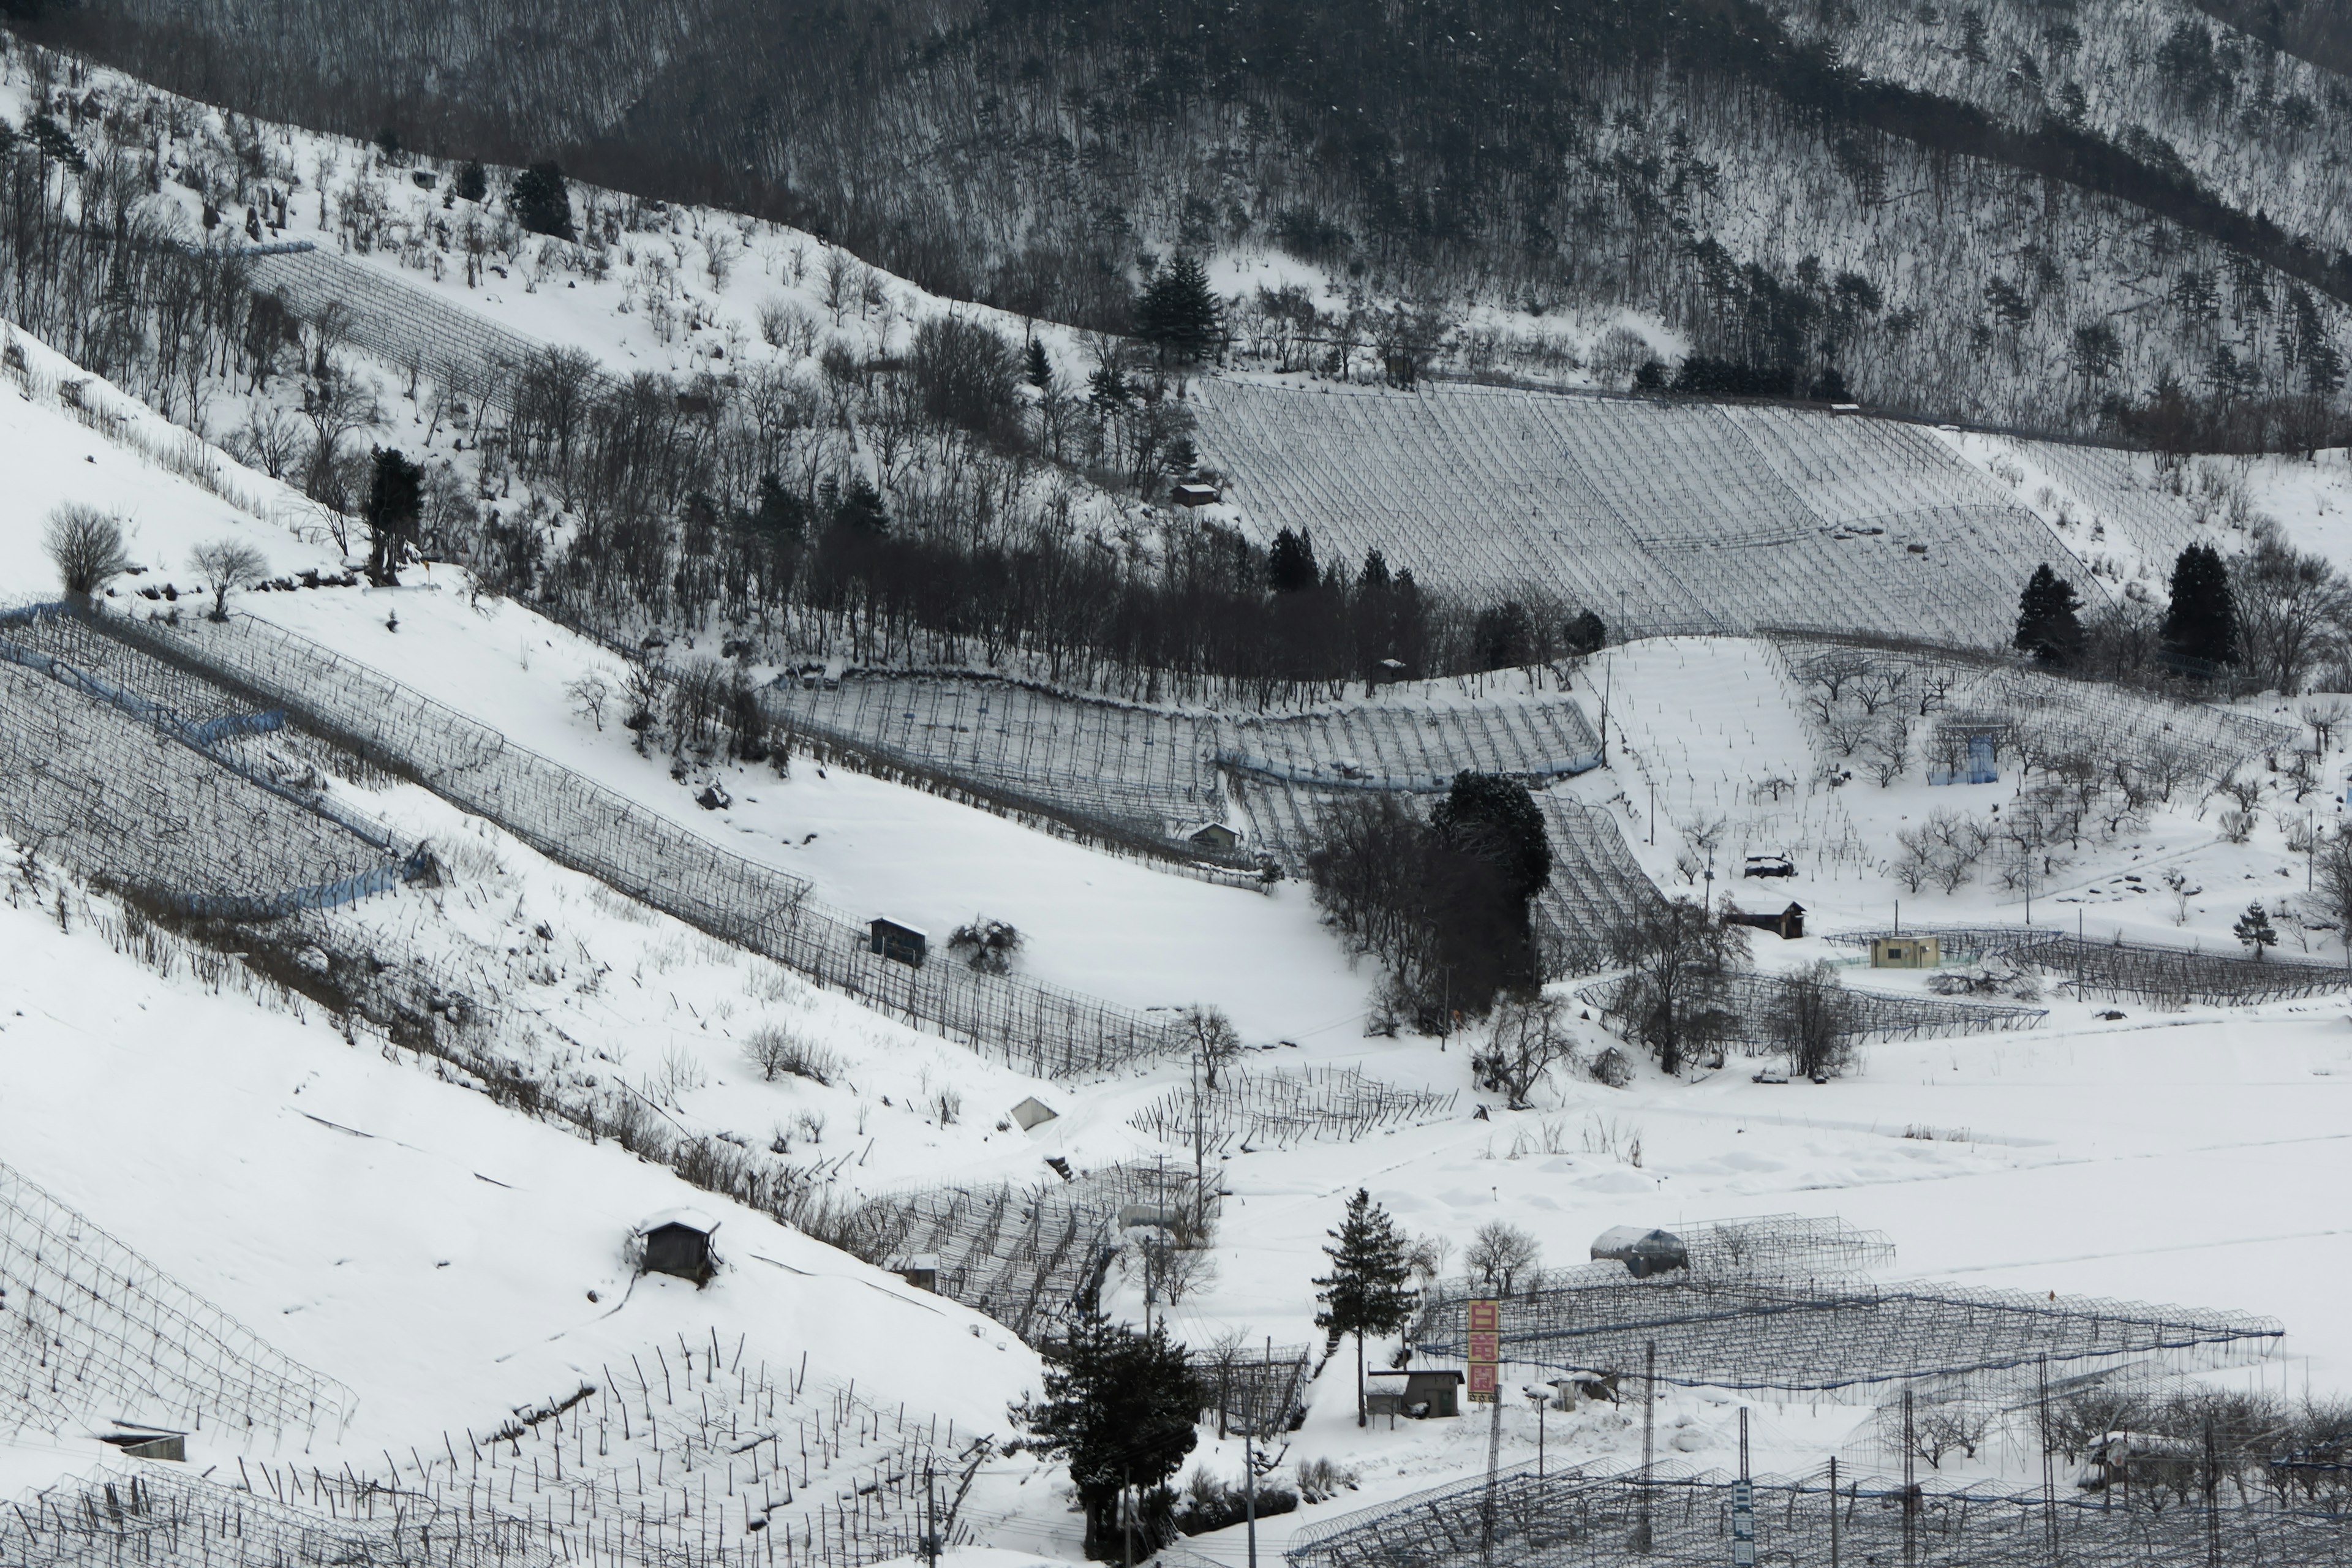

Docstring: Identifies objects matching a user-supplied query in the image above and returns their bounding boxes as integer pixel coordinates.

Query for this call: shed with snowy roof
[635,1207,720,1284]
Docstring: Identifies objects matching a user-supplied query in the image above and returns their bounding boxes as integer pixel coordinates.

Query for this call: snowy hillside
[6,26,2352,1568]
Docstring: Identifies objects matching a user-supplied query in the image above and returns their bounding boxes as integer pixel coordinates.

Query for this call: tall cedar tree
[1268,527,1318,593]
[511,161,575,239]
[1313,1189,1417,1427]
[1137,252,1222,363]
[454,160,488,203]
[1431,771,1553,999]
[2162,543,2240,673]
[2013,562,2084,666]
[1012,1313,1200,1559]
[363,447,423,584]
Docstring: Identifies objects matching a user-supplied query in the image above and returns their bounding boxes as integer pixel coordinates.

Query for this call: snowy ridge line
[75,608,1184,1078]
[0,1159,355,1448]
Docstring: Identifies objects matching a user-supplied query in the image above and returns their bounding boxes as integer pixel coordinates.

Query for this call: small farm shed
[1009,1096,1058,1131]
[892,1253,941,1292]
[1591,1226,1689,1278]
[1366,1368,1463,1419]
[869,918,928,967]
[1727,900,1805,940]
[635,1208,720,1283]
[1170,483,1221,507]
[1871,935,1942,969]
[1187,822,1241,851]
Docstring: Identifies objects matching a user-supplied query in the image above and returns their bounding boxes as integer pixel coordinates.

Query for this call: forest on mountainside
[15,0,2352,439]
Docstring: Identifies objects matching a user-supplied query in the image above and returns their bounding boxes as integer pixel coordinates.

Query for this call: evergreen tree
[749,471,804,540]
[511,161,575,239]
[2161,542,2239,674]
[1137,252,1223,364]
[831,476,889,535]
[454,160,489,203]
[1564,608,1607,655]
[1268,527,1317,593]
[1024,336,1052,391]
[362,447,423,584]
[2234,902,2278,960]
[2013,562,2084,666]
[1012,1313,1200,1559]
[1432,771,1552,903]
[1313,1189,1416,1427]
[1358,548,1391,592]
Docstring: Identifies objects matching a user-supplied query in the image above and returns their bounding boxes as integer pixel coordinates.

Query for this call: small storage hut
[1871,935,1941,969]
[869,918,928,967]
[636,1208,720,1284]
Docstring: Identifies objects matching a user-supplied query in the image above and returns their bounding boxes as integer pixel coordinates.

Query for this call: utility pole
[1902,1389,1917,1568]
[2039,1357,2059,1566]
[1828,1455,1840,1568]
[924,1460,940,1568]
[1635,1340,1656,1553]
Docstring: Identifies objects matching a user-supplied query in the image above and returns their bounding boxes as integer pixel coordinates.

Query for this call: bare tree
[1474,993,1575,1109]
[1183,1005,1243,1089]
[43,503,129,598]
[1606,897,1751,1075]
[567,673,611,731]
[187,538,268,619]
[1464,1220,1540,1295]
[1772,961,1858,1080]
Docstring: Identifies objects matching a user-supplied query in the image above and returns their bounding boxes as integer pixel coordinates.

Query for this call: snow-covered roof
[1591,1225,1681,1253]
[635,1207,720,1237]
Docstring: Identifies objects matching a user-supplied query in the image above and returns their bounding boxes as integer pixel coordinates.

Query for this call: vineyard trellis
[1,1329,982,1568]
[1127,1066,1457,1156]
[0,1159,354,1447]
[1579,968,2048,1054]
[1830,925,2352,1005]
[37,605,1185,1079]
[1285,1458,2352,1568]
[1189,380,2106,647]
[1412,1262,2278,1396]
[760,672,1603,852]
[839,1162,1215,1346]
[0,608,415,919]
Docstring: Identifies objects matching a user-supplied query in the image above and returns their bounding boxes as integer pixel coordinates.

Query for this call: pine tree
[1313,1189,1416,1427]
[2013,562,2084,666]
[832,477,889,535]
[511,161,575,240]
[2234,902,2278,961]
[1359,548,1392,592]
[1268,527,1317,594]
[1011,1313,1200,1558]
[1024,337,1053,391]
[1137,252,1223,364]
[2162,543,2239,674]
[363,447,423,584]
[454,160,489,204]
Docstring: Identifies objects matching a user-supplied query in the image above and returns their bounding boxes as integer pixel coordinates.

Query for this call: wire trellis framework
[1828,925,2352,1005]
[47,606,1185,1080]
[0,1160,354,1447]
[1578,967,2049,1053]
[1126,1066,1458,1156]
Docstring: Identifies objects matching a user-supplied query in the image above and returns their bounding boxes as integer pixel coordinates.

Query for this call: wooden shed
[1009,1096,1058,1131]
[1727,900,1806,940]
[1170,483,1221,508]
[1871,935,1941,969]
[1365,1368,1463,1420]
[869,918,928,967]
[635,1207,720,1284]
[892,1253,941,1292]
[1187,822,1241,851]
